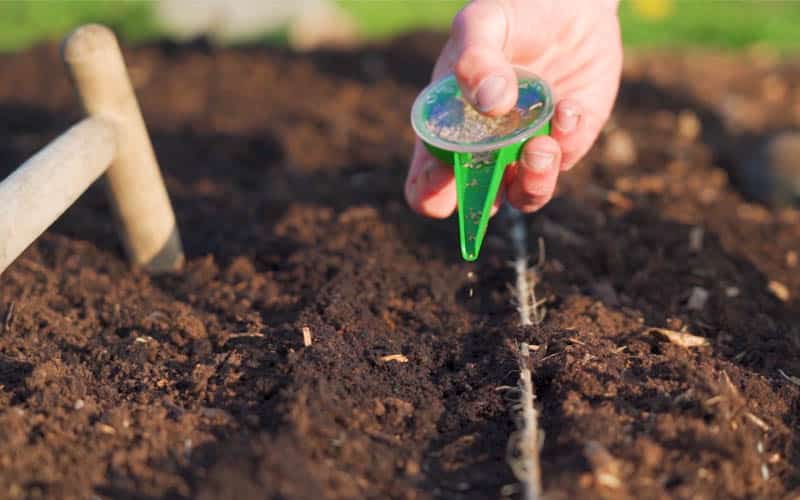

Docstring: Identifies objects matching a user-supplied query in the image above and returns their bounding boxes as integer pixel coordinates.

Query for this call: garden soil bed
[0,34,799,499]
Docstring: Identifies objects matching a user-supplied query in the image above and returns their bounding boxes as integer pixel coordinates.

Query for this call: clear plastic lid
[411,67,554,153]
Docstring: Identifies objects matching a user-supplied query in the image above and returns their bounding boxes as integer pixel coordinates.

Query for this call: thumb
[451,0,517,116]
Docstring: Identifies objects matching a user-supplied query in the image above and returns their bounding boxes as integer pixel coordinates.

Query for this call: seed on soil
[379,354,408,363]
[648,328,709,348]
[677,109,702,141]
[744,412,771,432]
[302,326,312,347]
[223,332,265,341]
[725,287,741,298]
[404,460,420,476]
[96,423,116,435]
[689,226,704,253]
[786,250,798,268]
[767,280,790,302]
[584,441,622,489]
[602,129,637,167]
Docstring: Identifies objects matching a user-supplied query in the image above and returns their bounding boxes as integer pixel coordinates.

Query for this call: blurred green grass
[0,0,798,52]
[0,1,157,51]
[618,0,800,51]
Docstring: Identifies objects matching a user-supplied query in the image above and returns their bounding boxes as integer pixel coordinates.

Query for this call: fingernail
[524,151,555,173]
[555,103,580,132]
[475,75,508,112]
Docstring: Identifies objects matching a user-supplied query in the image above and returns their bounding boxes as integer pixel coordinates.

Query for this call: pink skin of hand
[406,0,623,218]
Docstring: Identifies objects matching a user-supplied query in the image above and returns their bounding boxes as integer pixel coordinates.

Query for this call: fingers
[450,0,517,116]
[551,98,605,171]
[506,135,561,213]
[404,140,457,219]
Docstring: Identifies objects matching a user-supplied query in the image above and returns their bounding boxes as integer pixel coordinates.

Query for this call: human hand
[406,0,623,217]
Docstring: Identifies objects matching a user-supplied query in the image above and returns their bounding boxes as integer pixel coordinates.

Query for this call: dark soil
[0,34,799,499]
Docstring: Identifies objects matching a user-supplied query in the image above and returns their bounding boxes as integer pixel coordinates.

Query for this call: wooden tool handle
[63,24,184,272]
[0,117,116,274]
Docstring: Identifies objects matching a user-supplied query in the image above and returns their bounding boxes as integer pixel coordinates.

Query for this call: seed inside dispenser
[412,69,554,153]
[427,97,544,145]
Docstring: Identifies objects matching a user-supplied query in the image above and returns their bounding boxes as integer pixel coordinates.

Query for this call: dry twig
[648,327,709,348]
[2,301,15,333]
[379,354,408,363]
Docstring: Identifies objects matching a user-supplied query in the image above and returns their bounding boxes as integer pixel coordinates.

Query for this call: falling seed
[689,226,704,253]
[687,287,709,311]
[302,326,312,347]
[648,328,709,348]
[602,129,637,167]
[379,354,408,363]
[768,281,790,302]
[761,463,770,481]
[725,287,741,298]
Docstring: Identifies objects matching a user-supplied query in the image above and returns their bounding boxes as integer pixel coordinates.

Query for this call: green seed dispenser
[411,68,554,261]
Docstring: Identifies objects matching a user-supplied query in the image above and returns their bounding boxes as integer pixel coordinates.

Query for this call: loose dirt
[0,34,799,499]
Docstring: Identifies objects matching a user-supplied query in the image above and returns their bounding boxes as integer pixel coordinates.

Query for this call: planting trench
[0,35,799,499]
